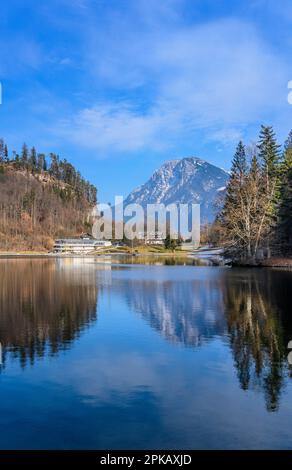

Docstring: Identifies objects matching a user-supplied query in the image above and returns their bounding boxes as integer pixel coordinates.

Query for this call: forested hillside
[0,139,97,251]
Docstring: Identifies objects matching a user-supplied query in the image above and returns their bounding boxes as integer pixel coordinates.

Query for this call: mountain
[125,157,229,222]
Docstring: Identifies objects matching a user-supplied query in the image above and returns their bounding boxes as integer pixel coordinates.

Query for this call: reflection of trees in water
[115,268,292,412]
[0,259,98,367]
[2,257,290,412]
[113,255,212,266]
[223,269,292,412]
[116,277,226,347]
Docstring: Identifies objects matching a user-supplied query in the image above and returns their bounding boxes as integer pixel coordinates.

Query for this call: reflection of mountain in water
[1,257,291,413]
[115,275,226,347]
[111,266,292,412]
[0,258,98,367]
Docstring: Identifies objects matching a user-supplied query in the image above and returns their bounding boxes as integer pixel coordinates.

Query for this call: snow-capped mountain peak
[124,157,229,222]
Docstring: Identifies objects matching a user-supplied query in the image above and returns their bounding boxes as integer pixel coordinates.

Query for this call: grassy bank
[0,245,193,257]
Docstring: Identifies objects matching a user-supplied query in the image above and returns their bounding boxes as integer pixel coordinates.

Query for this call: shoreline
[231,257,292,268]
[0,247,218,259]
[0,251,194,258]
[1,250,290,268]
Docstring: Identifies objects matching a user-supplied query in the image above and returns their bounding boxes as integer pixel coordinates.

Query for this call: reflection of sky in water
[0,259,291,449]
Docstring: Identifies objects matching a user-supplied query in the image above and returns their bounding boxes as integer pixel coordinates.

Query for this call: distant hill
[125,157,229,222]
[0,139,97,251]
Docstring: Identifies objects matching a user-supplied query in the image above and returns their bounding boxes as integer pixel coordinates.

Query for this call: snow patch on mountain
[125,157,229,222]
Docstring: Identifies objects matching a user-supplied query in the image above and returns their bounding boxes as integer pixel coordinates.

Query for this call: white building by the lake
[53,237,112,254]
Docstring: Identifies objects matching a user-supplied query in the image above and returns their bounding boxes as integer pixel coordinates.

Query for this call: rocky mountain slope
[125,157,229,222]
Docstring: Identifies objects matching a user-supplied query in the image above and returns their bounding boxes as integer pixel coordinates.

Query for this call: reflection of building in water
[0,259,99,368]
[95,264,113,287]
[55,257,103,285]
[54,257,114,287]
[115,276,226,347]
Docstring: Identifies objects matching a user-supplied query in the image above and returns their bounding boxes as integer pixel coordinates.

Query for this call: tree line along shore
[0,127,291,266]
[209,125,292,266]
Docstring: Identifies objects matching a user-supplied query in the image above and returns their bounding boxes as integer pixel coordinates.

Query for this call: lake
[0,257,291,449]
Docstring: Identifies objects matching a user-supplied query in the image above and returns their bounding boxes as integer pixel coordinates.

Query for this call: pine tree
[257,126,281,256]
[0,138,4,163]
[164,234,171,249]
[37,153,45,172]
[14,152,21,169]
[21,143,28,167]
[257,125,281,191]
[49,153,60,179]
[222,142,247,219]
[230,140,248,183]
[29,147,37,169]
[250,153,260,179]
[277,130,292,254]
[284,129,292,152]
[221,142,249,258]
[4,144,9,162]
[247,151,268,258]
[282,130,292,170]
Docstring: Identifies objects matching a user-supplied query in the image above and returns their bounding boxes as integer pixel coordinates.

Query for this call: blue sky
[0,0,292,202]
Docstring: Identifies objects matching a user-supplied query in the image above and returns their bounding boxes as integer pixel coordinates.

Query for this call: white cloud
[53,4,291,155]
[154,19,287,122]
[53,14,288,152]
[2,0,291,162]
[56,102,184,153]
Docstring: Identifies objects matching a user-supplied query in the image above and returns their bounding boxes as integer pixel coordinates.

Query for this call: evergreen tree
[221,142,248,257]
[14,152,21,169]
[49,153,60,179]
[164,234,177,251]
[250,153,260,179]
[164,234,171,249]
[277,130,292,254]
[37,153,45,172]
[257,125,281,185]
[223,142,247,216]
[0,138,4,162]
[29,147,37,169]
[284,129,292,152]
[4,144,9,162]
[230,141,248,183]
[21,143,28,167]
[0,140,93,204]
[282,130,292,173]
[257,126,281,256]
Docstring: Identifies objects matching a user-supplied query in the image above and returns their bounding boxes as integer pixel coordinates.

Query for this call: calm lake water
[0,257,292,449]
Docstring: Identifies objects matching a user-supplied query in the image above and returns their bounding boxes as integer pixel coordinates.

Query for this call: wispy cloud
[1,0,292,163]
[56,102,184,153]
[54,7,290,155]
